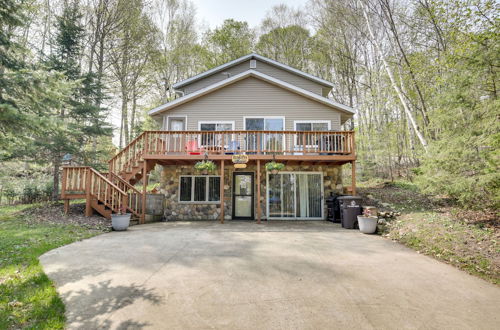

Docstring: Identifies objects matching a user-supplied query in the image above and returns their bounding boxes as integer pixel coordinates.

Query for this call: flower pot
[271,169,279,175]
[112,213,131,231]
[357,216,378,234]
[202,169,208,175]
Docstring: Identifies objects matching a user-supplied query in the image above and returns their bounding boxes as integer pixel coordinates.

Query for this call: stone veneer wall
[160,163,343,221]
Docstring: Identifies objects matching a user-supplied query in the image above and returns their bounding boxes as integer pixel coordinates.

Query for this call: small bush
[22,183,42,204]
[3,186,18,204]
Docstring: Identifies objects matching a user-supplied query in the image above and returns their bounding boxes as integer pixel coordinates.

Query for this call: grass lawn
[358,181,499,285]
[0,203,108,329]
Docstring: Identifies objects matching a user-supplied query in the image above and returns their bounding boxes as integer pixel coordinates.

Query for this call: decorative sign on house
[232,154,249,169]
[232,155,248,164]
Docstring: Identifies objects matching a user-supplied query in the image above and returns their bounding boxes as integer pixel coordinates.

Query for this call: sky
[191,0,309,29]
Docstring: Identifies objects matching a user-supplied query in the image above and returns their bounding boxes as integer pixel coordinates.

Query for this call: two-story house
[61,53,356,223]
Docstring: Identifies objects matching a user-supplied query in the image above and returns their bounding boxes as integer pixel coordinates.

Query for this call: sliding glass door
[267,172,323,220]
[245,117,284,153]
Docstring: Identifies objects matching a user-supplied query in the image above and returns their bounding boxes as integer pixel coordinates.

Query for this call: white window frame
[266,171,324,220]
[243,116,286,153]
[178,175,221,204]
[293,120,331,151]
[293,120,331,131]
[165,115,188,131]
[243,116,286,131]
[197,121,235,148]
[197,121,235,131]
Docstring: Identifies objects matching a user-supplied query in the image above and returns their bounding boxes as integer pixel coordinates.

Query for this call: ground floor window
[179,176,220,203]
[267,172,323,219]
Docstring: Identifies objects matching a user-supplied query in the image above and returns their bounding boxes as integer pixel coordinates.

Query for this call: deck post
[85,168,93,216]
[351,160,356,196]
[220,160,225,224]
[256,159,261,224]
[141,160,148,224]
[64,199,70,215]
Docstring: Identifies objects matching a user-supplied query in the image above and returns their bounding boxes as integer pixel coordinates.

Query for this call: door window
[233,173,254,219]
[169,118,185,131]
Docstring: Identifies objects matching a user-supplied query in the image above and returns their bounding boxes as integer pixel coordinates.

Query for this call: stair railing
[108,172,143,216]
[87,168,128,214]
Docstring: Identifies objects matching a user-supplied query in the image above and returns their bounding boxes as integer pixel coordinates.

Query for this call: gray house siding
[158,76,342,131]
[182,59,327,96]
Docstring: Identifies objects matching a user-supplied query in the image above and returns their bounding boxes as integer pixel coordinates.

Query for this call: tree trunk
[130,88,137,138]
[379,0,430,129]
[52,157,60,201]
[360,1,428,151]
[121,85,129,145]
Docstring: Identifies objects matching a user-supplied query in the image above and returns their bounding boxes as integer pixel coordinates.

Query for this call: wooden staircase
[61,132,159,222]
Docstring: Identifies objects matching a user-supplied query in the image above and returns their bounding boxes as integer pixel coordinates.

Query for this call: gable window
[179,176,220,203]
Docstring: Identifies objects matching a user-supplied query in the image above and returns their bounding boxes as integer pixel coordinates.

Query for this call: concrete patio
[40,221,500,329]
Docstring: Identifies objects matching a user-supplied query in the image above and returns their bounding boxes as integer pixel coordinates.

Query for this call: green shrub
[3,186,18,204]
[22,183,42,204]
[42,181,54,200]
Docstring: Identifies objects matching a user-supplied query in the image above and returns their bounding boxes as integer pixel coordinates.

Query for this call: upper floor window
[294,120,330,131]
[198,121,234,147]
[294,120,331,147]
[199,122,234,131]
[244,117,284,131]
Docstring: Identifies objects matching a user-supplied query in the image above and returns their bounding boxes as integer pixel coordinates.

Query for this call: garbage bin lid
[337,196,363,200]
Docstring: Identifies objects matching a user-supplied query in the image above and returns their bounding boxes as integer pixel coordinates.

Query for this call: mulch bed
[19,202,111,232]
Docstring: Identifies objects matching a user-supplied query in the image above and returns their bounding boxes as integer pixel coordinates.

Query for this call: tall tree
[41,0,111,198]
[203,19,254,67]
[109,0,155,146]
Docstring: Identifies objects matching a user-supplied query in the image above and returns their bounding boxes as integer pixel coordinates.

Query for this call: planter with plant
[265,161,285,174]
[357,208,378,234]
[194,160,217,174]
[111,205,131,231]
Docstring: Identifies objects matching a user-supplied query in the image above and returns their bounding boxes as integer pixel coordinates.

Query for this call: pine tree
[38,0,112,199]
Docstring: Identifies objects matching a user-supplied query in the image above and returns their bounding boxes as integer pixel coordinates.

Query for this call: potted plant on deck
[357,208,378,234]
[112,206,131,231]
[194,160,217,175]
[265,161,285,174]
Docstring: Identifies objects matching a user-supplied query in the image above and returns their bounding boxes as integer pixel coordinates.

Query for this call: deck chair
[225,140,240,154]
[186,139,204,155]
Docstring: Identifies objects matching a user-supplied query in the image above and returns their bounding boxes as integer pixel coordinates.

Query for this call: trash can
[326,192,343,223]
[338,196,363,229]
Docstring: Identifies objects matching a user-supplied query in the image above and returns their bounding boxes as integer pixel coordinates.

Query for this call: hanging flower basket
[194,160,217,174]
[265,161,285,174]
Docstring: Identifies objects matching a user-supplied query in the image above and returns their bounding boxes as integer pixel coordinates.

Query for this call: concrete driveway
[40,221,500,330]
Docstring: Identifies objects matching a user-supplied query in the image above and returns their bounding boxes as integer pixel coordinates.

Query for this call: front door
[232,172,254,220]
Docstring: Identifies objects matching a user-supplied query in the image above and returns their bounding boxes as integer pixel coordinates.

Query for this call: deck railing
[109,130,354,175]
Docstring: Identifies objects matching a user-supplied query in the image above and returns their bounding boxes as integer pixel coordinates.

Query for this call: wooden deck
[62,130,356,224]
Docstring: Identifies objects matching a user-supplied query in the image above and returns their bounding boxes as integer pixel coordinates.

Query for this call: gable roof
[149,70,354,117]
[172,53,334,89]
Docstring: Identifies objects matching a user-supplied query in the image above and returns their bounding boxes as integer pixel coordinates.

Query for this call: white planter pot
[112,214,131,231]
[358,216,378,234]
